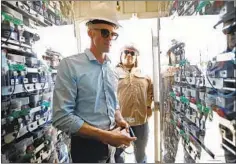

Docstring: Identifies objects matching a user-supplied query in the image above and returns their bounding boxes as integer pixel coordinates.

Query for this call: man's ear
[88,29,93,38]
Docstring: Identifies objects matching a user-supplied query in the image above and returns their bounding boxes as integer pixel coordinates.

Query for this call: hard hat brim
[80,17,122,28]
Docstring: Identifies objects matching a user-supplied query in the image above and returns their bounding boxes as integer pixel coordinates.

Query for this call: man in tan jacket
[114,44,153,163]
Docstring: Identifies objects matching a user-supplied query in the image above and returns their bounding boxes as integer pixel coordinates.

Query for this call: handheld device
[121,127,136,138]
[129,127,135,138]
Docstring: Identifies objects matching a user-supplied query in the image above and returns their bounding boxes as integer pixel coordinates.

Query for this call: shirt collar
[117,64,140,74]
[85,48,111,63]
[85,48,97,61]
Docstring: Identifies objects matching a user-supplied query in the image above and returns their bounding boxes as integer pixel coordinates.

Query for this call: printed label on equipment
[11,79,19,85]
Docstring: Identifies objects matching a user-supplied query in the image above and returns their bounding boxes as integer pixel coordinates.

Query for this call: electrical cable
[2,56,19,144]
[1,12,15,46]
[205,61,236,98]
[4,72,16,102]
[5,53,18,106]
[22,75,31,94]
[1,30,13,46]
[6,75,19,143]
[7,75,16,111]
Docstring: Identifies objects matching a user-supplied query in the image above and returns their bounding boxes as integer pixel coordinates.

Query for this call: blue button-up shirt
[53,49,119,134]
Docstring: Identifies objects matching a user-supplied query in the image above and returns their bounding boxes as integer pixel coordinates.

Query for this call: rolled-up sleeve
[115,94,120,110]
[114,68,120,110]
[53,58,84,134]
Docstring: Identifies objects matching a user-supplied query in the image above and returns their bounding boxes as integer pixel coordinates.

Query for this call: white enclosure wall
[34,25,79,58]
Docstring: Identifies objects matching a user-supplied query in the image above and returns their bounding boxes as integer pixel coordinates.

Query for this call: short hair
[86,19,118,29]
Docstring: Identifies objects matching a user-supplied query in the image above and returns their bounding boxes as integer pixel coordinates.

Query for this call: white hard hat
[120,43,140,56]
[82,3,121,28]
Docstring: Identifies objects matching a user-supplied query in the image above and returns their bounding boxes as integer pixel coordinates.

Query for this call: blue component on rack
[207,60,236,78]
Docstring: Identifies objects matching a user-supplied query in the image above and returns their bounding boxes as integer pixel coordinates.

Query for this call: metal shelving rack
[160,35,236,163]
[1,1,71,163]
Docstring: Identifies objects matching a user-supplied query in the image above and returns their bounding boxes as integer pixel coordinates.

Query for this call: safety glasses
[124,50,136,56]
[92,28,119,40]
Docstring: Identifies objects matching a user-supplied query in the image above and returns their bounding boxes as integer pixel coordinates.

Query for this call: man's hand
[102,127,136,148]
[116,118,129,129]
[77,122,136,148]
[115,110,129,131]
[115,110,130,135]
[147,107,152,118]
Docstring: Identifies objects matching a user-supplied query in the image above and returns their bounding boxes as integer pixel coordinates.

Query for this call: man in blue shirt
[53,3,136,163]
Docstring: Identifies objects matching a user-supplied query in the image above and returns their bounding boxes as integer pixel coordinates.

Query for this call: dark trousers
[71,135,113,163]
[115,122,149,163]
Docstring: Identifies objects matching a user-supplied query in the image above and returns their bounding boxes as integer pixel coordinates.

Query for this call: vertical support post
[153,17,162,163]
